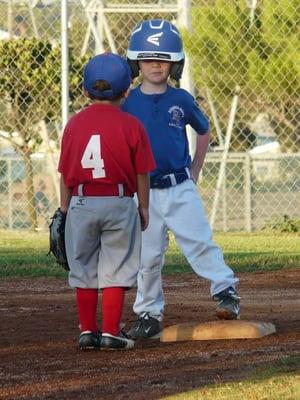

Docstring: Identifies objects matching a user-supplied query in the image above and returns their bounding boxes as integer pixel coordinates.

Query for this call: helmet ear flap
[170,59,185,81]
[127,59,140,79]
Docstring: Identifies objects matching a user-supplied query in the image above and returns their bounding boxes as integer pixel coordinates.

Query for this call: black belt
[150,168,191,189]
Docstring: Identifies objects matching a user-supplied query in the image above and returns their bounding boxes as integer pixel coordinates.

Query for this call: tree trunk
[23,151,38,230]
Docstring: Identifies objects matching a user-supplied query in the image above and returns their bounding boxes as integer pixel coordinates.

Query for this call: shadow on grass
[163,251,300,275]
[1,250,299,278]
[0,253,67,278]
[162,356,300,400]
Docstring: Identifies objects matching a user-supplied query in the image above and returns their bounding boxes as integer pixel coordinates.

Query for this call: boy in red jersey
[58,53,156,350]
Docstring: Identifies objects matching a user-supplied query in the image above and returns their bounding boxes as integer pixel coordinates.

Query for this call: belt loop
[118,184,124,198]
[169,174,177,186]
[78,184,84,196]
[185,167,191,179]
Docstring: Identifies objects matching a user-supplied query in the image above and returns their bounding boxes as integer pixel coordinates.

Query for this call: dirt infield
[1,269,299,400]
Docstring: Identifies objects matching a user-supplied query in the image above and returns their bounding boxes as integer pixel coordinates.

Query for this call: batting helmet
[127,19,185,81]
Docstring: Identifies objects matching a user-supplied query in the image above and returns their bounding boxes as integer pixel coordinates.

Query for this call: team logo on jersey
[147,32,163,46]
[168,105,184,128]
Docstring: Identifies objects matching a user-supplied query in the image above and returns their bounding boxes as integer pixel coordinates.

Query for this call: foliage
[0,38,88,229]
[0,39,57,148]
[185,0,300,151]
[262,214,300,232]
[0,38,88,152]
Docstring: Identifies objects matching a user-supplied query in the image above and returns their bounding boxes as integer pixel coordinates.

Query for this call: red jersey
[58,103,156,194]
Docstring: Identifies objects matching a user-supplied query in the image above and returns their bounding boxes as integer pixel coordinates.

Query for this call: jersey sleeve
[186,92,210,135]
[57,121,75,187]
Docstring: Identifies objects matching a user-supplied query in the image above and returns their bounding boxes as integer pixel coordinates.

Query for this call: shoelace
[218,288,241,301]
[140,311,151,320]
[134,312,150,329]
[227,291,241,301]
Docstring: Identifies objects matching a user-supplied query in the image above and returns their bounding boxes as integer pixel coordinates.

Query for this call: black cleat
[127,312,162,339]
[79,331,101,350]
[213,287,241,320]
[101,331,134,350]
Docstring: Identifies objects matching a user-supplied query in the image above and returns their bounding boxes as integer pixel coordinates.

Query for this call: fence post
[61,0,69,129]
[8,159,12,229]
[244,153,252,232]
[177,0,196,156]
[39,120,59,201]
[210,89,239,228]
[222,170,227,231]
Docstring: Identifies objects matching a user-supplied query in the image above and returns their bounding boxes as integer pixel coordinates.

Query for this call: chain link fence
[0,0,299,231]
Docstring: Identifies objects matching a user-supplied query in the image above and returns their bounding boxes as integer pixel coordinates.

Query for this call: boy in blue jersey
[123,19,240,339]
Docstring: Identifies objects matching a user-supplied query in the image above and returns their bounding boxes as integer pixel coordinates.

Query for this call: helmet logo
[147,32,163,46]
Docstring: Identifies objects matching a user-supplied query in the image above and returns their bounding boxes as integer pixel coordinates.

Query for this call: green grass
[165,231,300,274]
[0,230,300,278]
[162,356,300,400]
[0,230,67,277]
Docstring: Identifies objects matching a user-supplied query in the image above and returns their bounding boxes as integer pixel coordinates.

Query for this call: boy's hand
[189,165,201,184]
[138,206,149,231]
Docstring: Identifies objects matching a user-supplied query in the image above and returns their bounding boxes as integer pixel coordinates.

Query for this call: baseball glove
[48,208,69,271]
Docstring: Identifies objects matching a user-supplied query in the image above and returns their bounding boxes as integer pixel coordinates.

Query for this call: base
[160,320,276,342]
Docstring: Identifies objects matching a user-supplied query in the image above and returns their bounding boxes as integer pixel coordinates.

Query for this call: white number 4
[81,134,106,178]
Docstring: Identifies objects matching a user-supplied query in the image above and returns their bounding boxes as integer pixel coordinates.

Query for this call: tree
[0,38,88,229]
[184,0,300,151]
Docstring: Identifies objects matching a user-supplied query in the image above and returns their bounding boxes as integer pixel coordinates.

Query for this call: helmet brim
[127,50,184,62]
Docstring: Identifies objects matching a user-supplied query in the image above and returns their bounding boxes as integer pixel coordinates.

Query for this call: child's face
[139,60,171,84]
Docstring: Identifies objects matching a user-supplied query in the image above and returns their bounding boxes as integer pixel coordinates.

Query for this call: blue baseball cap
[83,52,132,99]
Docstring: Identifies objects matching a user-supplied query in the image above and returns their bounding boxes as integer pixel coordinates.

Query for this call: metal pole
[81,0,104,54]
[210,89,239,228]
[246,0,258,27]
[177,0,196,156]
[8,0,13,38]
[28,0,39,38]
[61,0,69,129]
[103,14,117,53]
[222,175,227,231]
[244,153,252,232]
[39,120,60,201]
[96,5,104,54]
[8,159,13,229]
[81,24,92,57]
[206,88,224,148]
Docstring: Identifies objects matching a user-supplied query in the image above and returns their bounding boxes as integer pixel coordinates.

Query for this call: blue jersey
[122,84,209,177]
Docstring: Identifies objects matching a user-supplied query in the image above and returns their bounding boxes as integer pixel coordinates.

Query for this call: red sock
[76,288,98,332]
[102,287,125,336]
